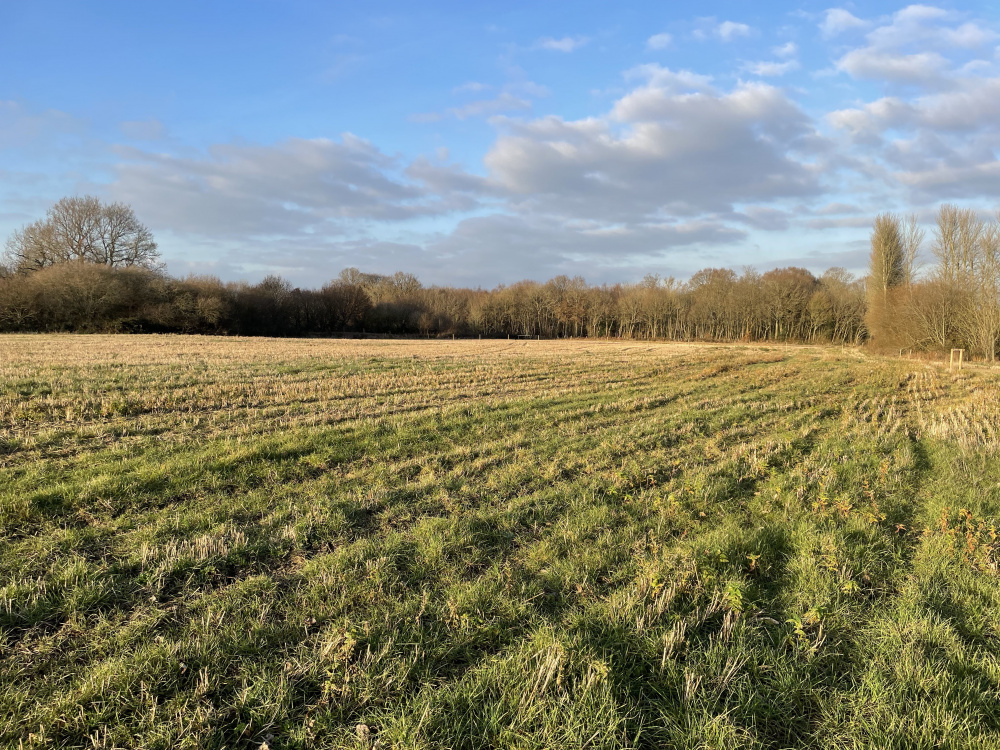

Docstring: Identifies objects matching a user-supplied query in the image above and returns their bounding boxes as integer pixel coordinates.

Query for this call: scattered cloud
[942,22,998,48]
[820,9,869,38]
[833,6,1000,87]
[449,93,531,119]
[772,42,798,58]
[742,59,800,76]
[647,32,673,50]
[622,64,714,93]
[693,19,755,42]
[103,58,832,284]
[410,83,542,123]
[838,11,996,56]
[486,72,825,224]
[836,49,949,85]
[509,80,551,98]
[452,81,490,94]
[535,36,589,52]
[825,4,1000,204]
[717,21,754,41]
[10,4,1000,287]
[109,135,480,239]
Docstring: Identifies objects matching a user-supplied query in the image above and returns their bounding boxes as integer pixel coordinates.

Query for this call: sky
[2,1,1000,288]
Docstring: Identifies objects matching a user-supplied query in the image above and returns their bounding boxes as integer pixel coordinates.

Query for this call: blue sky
[3,1,1000,287]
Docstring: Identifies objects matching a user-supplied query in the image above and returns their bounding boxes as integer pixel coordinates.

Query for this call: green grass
[1,336,999,749]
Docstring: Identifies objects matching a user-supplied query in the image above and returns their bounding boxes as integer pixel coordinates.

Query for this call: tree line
[0,258,871,343]
[0,200,867,341]
[4,195,999,357]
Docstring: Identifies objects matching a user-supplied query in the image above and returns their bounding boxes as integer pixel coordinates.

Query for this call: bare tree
[866,213,907,347]
[926,205,985,356]
[96,201,159,267]
[4,220,61,272]
[933,205,981,286]
[956,213,1000,361]
[868,213,906,300]
[4,196,159,273]
[901,213,924,285]
[971,217,1000,360]
[816,268,866,344]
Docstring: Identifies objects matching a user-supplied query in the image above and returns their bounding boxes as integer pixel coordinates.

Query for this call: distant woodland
[2,197,999,359]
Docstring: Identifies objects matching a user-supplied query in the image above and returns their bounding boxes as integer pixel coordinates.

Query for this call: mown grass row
[1,336,998,749]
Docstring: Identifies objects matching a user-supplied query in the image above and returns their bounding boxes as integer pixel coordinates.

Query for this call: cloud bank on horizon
[2,1,999,287]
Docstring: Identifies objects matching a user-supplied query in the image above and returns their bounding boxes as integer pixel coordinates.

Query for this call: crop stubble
[1,335,999,749]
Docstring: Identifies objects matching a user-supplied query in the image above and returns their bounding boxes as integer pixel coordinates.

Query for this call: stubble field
[1,335,999,749]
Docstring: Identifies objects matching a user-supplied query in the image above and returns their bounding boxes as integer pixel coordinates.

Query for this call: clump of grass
[1,335,999,748]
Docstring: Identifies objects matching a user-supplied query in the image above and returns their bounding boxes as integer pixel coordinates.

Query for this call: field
[2,335,1000,750]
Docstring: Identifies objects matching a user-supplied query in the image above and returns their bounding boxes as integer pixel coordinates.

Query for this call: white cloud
[942,22,998,48]
[510,80,551,98]
[827,0,1000,210]
[647,32,672,50]
[109,64,828,281]
[836,49,949,84]
[895,5,949,23]
[109,135,480,239]
[772,42,799,58]
[692,20,754,42]
[831,76,1000,137]
[410,83,541,123]
[829,96,916,139]
[535,36,589,52]
[743,60,800,77]
[865,5,993,49]
[452,81,490,94]
[622,64,714,93]
[820,9,869,38]
[449,93,531,119]
[916,76,1000,130]
[832,6,1000,88]
[485,75,825,223]
[716,21,753,42]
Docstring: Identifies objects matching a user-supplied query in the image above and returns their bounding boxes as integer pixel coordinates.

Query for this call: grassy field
[2,335,999,750]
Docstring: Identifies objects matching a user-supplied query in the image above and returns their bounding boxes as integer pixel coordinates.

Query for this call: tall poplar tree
[866,213,906,346]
